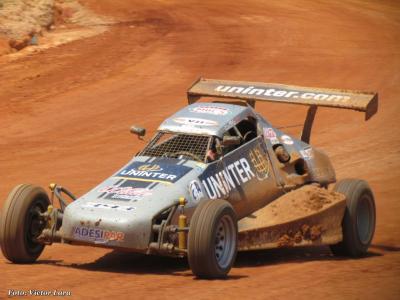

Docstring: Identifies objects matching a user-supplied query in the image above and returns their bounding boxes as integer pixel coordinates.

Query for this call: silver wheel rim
[214,214,236,269]
[356,195,373,245]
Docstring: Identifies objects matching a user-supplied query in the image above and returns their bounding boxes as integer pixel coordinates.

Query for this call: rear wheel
[330,179,376,257]
[188,199,238,278]
[0,184,49,263]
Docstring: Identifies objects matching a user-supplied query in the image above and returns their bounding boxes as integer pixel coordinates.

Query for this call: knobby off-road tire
[0,184,50,263]
[330,179,376,257]
[188,199,238,278]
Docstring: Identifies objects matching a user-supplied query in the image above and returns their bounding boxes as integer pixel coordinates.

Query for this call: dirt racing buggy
[0,78,378,278]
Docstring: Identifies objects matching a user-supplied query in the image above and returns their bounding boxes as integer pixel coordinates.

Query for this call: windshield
[139,132,212,162]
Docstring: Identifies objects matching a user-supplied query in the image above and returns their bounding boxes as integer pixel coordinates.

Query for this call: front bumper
[60,200,153,251]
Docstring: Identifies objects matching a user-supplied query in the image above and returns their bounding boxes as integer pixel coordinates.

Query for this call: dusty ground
[1,0,400,299]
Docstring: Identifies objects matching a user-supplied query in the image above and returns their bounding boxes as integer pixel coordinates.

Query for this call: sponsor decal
[189,180,203,202]
[249,147,270,181]
[99,186,152,201]
[264,128,276,139]
[138,164,162,172]
[173,117,218,127]
[73,226,125,243]
[81,201,136,212]
[115,161,191,184]
[300,148,313,160]
[281,135,294,145]
[214,85,351,103]
[264,127,279,144]
[189,106,229,116]
[201,158,255,199]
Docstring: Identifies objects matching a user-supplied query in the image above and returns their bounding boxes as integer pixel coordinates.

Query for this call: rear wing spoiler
[187,78,378,143]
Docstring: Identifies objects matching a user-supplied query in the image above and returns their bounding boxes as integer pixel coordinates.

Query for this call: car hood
[61,156,207,249]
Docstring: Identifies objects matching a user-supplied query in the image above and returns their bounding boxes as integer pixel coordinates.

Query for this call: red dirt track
[1,0,400,299]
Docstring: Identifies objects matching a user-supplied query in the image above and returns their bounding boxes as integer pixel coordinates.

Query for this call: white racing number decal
[189,106,229,116]
[173,117,218,127]
[201,158,255,199]
[81,201,136,212]
[281,135,294,145]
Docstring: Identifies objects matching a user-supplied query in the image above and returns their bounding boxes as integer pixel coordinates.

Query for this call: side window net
[138,132,211,162]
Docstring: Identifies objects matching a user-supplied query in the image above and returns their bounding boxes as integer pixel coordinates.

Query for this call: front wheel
[188,199,238,278]
[0,184,49,263]
[330,179,376,257]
